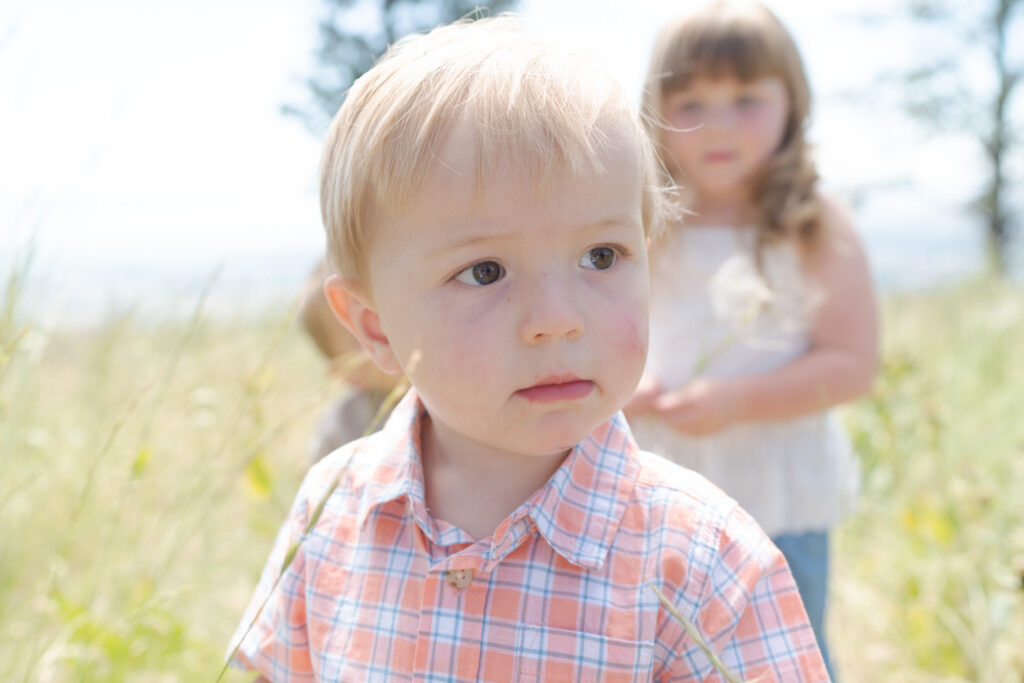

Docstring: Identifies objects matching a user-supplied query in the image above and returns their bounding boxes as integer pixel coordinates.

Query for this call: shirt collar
[525,411,641,570]
[355,389,427,525]
[357,390,641,569]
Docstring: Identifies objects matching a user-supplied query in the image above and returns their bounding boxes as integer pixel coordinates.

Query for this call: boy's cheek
[607,279,649,356]
[421,323,496,381]
[606,307,649,366]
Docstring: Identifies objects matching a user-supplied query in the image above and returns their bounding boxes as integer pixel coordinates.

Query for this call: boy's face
[364,123,649,459]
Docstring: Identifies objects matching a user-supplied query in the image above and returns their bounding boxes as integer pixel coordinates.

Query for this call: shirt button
[445,568,474,589]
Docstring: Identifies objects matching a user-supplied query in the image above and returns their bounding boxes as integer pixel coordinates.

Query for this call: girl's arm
[622,372,663,419]
[655,197,879,435]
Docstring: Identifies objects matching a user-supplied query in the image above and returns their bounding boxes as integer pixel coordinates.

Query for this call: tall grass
[0,269,336,681]
[1,268,1022,680]
[833,278,1024,682]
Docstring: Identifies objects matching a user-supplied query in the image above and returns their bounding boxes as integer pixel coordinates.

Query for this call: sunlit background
[3,0,1020,325]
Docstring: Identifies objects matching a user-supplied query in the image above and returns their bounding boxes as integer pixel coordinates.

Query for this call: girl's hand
[623,373,663,418]
[654,377,743,436]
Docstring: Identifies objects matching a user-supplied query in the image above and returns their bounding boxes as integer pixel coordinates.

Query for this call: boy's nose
[519,274,584,345]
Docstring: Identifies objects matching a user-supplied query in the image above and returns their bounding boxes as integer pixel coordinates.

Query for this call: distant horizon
[11,206,1000,330]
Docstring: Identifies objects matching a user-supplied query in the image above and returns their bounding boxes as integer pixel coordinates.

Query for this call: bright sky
[1,0,1014,321]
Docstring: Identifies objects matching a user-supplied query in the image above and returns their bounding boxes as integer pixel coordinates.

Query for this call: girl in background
[626,2,878,676]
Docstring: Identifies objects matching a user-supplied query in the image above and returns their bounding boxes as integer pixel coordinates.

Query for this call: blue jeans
[773,531,835,681]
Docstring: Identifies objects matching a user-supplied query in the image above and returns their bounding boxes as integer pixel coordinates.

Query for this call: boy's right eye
[454,260,504,286]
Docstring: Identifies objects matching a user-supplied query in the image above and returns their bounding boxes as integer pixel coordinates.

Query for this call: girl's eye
[580,246,616,270]
[455,260,504,286]
[736,95,758,108]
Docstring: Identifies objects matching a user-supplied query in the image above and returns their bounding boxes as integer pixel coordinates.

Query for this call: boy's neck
[419,413,570,541]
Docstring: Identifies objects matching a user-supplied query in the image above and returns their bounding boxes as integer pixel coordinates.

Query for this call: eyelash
[451,244,631,287]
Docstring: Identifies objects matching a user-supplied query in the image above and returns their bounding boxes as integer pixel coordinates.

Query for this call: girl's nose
[519,273,584,345]
[704,104,738,131]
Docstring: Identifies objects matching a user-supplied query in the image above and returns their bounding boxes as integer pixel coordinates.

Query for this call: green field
[2,272,1022,682]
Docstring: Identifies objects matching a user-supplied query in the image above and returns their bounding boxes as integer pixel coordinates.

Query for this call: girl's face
[660,75,789,205]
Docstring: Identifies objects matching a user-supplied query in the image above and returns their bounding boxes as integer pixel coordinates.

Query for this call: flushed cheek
[747,119,785,151]
[428,323,505,392]
[666,134,700,165]
[602,308,648,372]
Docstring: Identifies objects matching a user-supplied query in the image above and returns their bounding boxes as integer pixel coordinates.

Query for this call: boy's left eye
[579,246,616,270]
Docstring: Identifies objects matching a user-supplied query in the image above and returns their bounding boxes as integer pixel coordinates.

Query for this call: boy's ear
[323,274,403,375]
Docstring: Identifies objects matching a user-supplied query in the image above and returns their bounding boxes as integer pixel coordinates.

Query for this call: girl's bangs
[659,16,788,92]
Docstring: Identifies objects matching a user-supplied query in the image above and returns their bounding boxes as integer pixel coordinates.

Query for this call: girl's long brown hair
[642,1,824,256]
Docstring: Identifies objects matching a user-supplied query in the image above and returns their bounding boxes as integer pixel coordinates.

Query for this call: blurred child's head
[319,16,668,457]
[642,1,821,241]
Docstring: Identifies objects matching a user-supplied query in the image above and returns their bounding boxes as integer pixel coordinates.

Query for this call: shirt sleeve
[661,500,829,682]
[701,503,828,682]
[227,480,317,681]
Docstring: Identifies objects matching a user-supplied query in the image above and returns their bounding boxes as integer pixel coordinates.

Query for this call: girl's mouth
[704,151,736,162]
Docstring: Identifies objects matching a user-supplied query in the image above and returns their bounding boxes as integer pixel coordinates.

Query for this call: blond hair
[320,15,671,287]
[642,1,823,251]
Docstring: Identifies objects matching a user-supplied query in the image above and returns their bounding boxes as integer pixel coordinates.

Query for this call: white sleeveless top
[631,226,859,537]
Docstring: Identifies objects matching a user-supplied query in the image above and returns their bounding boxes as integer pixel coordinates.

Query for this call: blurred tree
[894,0,1022,275]
[284,0,519,134]
[0,10,23,56]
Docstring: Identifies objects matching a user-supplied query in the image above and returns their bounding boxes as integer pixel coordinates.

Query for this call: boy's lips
[515,375,594,403]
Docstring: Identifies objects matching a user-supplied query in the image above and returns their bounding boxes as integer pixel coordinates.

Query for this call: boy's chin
[521,439,580,459]
[516,416,610,456]
[478,421,587,459]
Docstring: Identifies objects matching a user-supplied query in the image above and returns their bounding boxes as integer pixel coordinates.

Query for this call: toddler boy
[230,16,828,682]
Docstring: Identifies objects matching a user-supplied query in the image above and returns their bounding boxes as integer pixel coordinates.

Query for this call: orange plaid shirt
[230,390,827,681]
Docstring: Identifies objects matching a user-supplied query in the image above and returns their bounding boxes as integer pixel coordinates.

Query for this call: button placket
[445,568,474,589]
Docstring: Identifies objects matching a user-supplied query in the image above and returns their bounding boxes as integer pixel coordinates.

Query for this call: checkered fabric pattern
[230,390,827,681]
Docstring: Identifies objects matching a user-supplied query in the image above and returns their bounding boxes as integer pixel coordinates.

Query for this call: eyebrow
[436,218,640,253]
